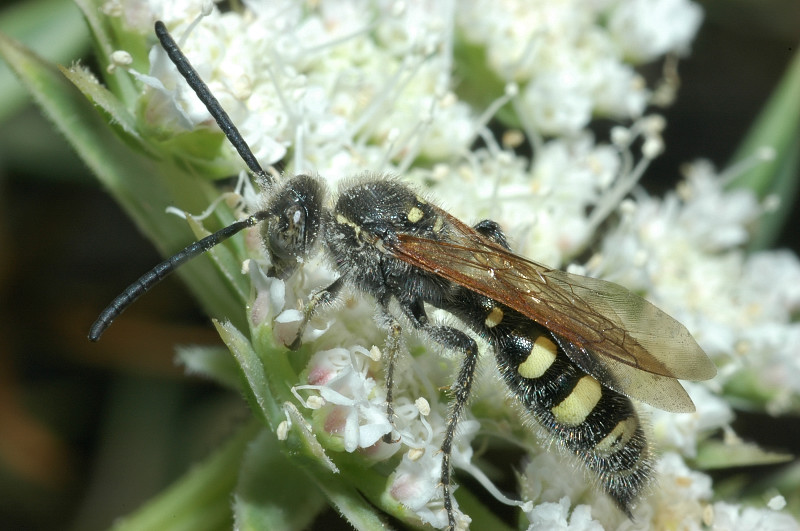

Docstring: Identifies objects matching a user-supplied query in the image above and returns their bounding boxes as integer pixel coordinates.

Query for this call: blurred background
[0,0,798,529]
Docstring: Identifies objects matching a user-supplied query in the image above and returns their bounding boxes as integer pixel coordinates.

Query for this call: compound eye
[284,204,305,235]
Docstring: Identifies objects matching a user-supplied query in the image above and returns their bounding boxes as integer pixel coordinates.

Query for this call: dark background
[0,1,798,529]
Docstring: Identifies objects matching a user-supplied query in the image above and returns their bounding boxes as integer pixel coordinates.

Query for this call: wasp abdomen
[450,291,651,516]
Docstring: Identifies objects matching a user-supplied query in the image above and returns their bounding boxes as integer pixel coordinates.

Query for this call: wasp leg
[381,314,403,443]
[473,219,511,250]
[288,277,344,350]
[396,299,479,530]
[439,330,479,531]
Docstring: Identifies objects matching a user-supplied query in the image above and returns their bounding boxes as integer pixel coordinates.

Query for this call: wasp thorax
[333,179,441,239]
[261,175,324,279]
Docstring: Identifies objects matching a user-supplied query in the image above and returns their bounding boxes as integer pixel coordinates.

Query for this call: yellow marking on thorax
[551,375,602,426]
[484,306,504,328]
[407,206,424,223]
[336,213,365,244]
[432,215,444,233]
[336,214,358,231]
[517,336,557,379]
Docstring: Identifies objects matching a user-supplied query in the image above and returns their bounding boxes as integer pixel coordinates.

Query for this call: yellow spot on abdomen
[484,306,504,328]
[551,375,602,426]
[517,336,557,379]
[594,416,638,455]
[407,206,424,223]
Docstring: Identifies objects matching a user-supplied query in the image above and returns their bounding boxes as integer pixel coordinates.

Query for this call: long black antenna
[88,211,269,341]
[154,20,270,184]
[89,21,275,341]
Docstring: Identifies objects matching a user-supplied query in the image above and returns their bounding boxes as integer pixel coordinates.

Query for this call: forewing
[552,332,696,412]
[388,210,714,411]
[540,268,716,379]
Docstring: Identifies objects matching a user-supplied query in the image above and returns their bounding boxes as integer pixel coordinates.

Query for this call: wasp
[90,20,717,529]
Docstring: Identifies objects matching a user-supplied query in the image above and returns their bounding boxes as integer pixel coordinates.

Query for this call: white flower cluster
[132,0,703,173]
[107,0,800,528]
[457,0,702,134]
[596,160,800,415]
[249,258,478,527]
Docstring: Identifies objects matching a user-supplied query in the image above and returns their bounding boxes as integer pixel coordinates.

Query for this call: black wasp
[90,20,717,529]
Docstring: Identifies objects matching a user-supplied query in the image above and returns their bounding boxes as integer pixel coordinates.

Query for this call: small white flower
[642,453,713,529]
[391,450,467,529]
[768,496,787,512]
[608,0,704,62]
[295,346,393,453]
[526,498,604,531]
[522,71,594,135]
[710,501,799,531]
[388,417,480,529]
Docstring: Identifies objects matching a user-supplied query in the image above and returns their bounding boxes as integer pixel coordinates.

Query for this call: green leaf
[215,320,283,429]
[185,215,250,304]
[311,471,389,530]
[111,419,261,531]
[72,0,140,104]
[723,369,800,413]
[217,319,397,529]
[60,63,140,137]
[0,0,88,120]
[176,345,243,391]
[453,487,516,531]
[0,30,247,334]
[729,45,800,251]
[452,37,515,126]
[234,430,327,531]
[696,439,793,470]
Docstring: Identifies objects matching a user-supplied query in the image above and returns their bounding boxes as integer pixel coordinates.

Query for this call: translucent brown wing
[387,208,716,413]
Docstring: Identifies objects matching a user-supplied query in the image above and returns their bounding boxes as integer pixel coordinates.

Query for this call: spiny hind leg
[397,298,480,529]
[436,330,480,530]
[380,313,403,443]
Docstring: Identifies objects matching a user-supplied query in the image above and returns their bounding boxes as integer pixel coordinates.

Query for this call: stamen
[468,82,519,149]
[458,460,533,512]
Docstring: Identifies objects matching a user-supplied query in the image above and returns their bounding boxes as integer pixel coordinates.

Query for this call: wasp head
[260,175,325,279]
